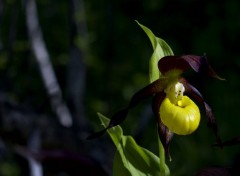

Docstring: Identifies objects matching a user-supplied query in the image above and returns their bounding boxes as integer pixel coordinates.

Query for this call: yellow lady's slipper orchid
[88,55,223,159]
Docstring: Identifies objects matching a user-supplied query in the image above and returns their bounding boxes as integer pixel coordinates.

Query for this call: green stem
[157,131,170,176]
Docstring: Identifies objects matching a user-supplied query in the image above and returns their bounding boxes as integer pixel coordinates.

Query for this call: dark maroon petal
[199,55,225,80]
[157,121,174,160]
[180,78,222,146]
[158,55,191,74]
[127,78,167,108]
[204,102,222,145]
[87,78,166,139]
[152,92,166,121]
[158,55,224,80]
[152,92,173,159]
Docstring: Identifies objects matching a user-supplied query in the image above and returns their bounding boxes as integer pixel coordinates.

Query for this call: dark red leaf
[158,55,224,80]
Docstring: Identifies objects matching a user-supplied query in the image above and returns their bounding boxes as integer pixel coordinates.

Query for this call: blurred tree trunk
[25,0,72,127]
[27,130,43,176]
[67,0,89,137]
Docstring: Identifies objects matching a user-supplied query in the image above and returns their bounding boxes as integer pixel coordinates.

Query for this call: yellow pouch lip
[160,96,200,135]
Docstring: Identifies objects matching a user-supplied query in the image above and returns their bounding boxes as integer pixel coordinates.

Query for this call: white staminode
[175,82,185,100]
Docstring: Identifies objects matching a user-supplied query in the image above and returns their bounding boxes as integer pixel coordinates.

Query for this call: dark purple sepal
[157,121,174,160]
[87,78,166,139]
[158,55,224,80]
[152,92,173,159]
[180,78,222,146]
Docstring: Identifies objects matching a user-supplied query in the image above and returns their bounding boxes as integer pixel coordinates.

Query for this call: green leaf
[98,113,161,176]
[149,44,166,83]
[157,132,171,176]
[113,151,131,176]
[136,21,171,176]
[136,21,174,83]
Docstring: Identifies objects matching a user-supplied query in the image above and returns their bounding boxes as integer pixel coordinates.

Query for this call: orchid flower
[88,54,223,159]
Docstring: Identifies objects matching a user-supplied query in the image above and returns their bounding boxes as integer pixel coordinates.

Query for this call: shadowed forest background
[0,0,239,175]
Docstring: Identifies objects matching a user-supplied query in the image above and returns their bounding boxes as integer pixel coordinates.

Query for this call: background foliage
[0,0,239,175]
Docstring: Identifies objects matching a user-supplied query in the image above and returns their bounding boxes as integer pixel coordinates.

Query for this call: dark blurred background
[0,0,239,175]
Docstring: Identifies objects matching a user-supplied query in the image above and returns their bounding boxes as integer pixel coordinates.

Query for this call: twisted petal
[152,92,173,159]
[180,78,222,145]
[87,78,166,139]
[158,55,224,80]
